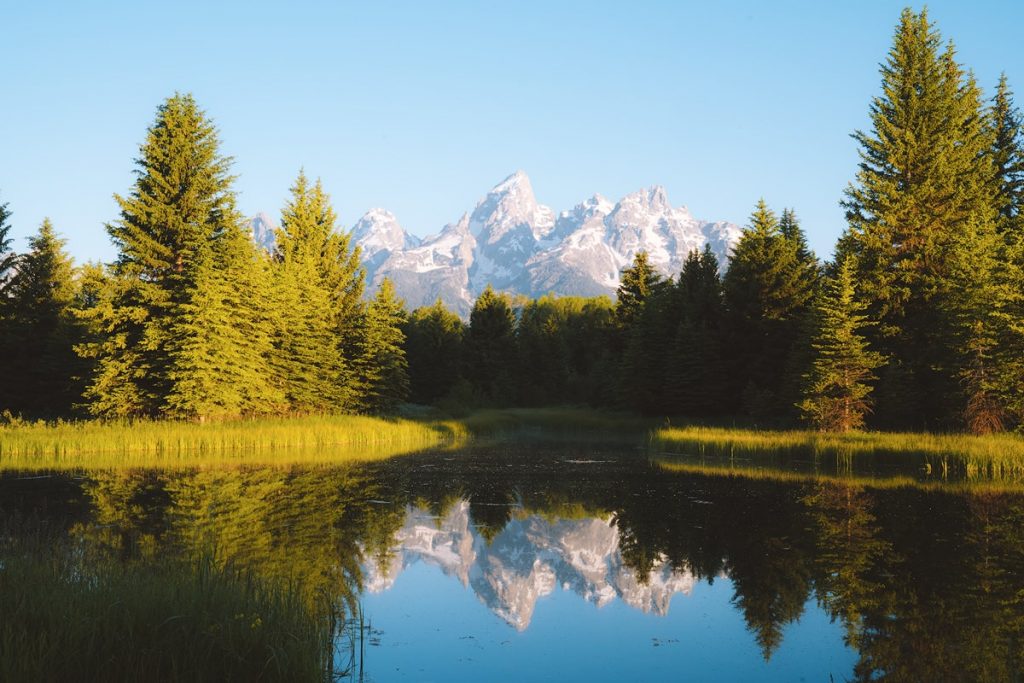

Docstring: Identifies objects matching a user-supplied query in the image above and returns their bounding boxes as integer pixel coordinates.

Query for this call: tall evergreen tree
[403,299,465,404]
[614,251,665,332]
[354,278,409,414]
[0,220,86,417]
[666,246,727,416]
[0,196,14,296]
[943,216,1007,434]
[164,222,283,419]
[465,285,516,404]
[271,172,353,412]
[615,251,672,412]
[798,257,885,432]
[837,9,996,427]
[83,93,264,418]
[723,200,817,418]
[274,171,365,368]
[990,74,1024,237]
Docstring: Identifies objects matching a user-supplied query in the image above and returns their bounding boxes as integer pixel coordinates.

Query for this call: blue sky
[2,1,1022,263]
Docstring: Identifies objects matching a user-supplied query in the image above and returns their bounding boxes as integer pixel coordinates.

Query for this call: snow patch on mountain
[251,171,741,316]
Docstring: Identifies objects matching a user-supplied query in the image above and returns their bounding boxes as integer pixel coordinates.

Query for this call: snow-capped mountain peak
[252,171,741,317]
[249,211,278,253]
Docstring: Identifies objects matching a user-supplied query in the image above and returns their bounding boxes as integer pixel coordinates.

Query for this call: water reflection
[2,443,1024,681]
[365,501,699,630]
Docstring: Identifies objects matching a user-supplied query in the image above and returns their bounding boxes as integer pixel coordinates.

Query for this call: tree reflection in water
[2,443,1023,680]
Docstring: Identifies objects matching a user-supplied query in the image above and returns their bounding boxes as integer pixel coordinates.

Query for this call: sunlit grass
[651,426,1024,482]
[0,414,461,471]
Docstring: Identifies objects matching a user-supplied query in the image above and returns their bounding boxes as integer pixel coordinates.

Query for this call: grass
[0,413,457,471]
[0,537,344,682]
[651,425,1024,482]
[0,407,651,471]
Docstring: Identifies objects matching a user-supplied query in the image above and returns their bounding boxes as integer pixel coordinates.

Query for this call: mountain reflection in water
[365,500,699,630]
[2,441,1023,681]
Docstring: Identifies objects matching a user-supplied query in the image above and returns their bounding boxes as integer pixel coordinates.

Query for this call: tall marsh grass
[651,426,1024,481]
[0,414,456,471]
[0,541,342,681]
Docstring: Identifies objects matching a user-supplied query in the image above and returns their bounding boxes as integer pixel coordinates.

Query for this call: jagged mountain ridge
[363,500,699,631]
[250,171,742,316]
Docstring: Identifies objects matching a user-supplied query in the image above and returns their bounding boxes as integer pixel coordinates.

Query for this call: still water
[2,442,1022,681]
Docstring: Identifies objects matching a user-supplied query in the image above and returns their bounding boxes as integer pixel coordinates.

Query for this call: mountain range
[250,171,742,316]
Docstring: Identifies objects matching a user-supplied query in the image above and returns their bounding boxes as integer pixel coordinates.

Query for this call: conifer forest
[4,8,1024,683]
[1,9,1022,435]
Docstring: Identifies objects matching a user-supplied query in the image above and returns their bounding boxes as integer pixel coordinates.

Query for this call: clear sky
[2,1,1022,264]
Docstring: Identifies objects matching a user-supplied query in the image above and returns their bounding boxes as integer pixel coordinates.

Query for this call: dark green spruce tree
[838,8,996,428]
[798,257,885,432]
[0,219,87,418]
[403,299,465,405]
[0,196,14,296]
[465,285,516,404]
[615,251,671,413]
[723,200,817,419]
[666,246,727,416]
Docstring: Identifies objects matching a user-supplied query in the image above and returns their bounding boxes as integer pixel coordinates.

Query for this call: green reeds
[0,414,461,471]
[651,425,1024,482]
[0,542,342,682]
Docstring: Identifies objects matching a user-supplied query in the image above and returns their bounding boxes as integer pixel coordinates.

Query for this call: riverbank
[0,414,454,470]
[651,425,1024,480]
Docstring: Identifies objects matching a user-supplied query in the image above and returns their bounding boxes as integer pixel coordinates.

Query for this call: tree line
[404,8,1024,434]
[1,9,1022,432]
[0,94,409,421]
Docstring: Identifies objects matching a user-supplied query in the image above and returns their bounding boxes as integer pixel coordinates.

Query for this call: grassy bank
[0,408,652,471]
[0,414,456,470]
[0,545,341,682]
[651,425,1024,481]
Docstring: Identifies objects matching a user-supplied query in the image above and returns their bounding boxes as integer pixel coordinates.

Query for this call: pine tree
[614,251,665,332]
[838,9,996,427]
[403,299,465,404]
[465,285,516,404]
[994,233,1024,426]
[798,257,885,432]
[0,196,14,296]
[270,172,354,412]
[354,278,409,414]
[990,74,1024,237]
[275,170,365,358]
[84,94,244,418]
[944,216,1007,433]
[666,246,727,416]
[164,222,283,419]
[723,200,817,417]
[0,219,86,417]
[614,251,673,412]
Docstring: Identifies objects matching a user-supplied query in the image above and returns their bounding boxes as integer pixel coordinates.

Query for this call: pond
[2,441,1022,681]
